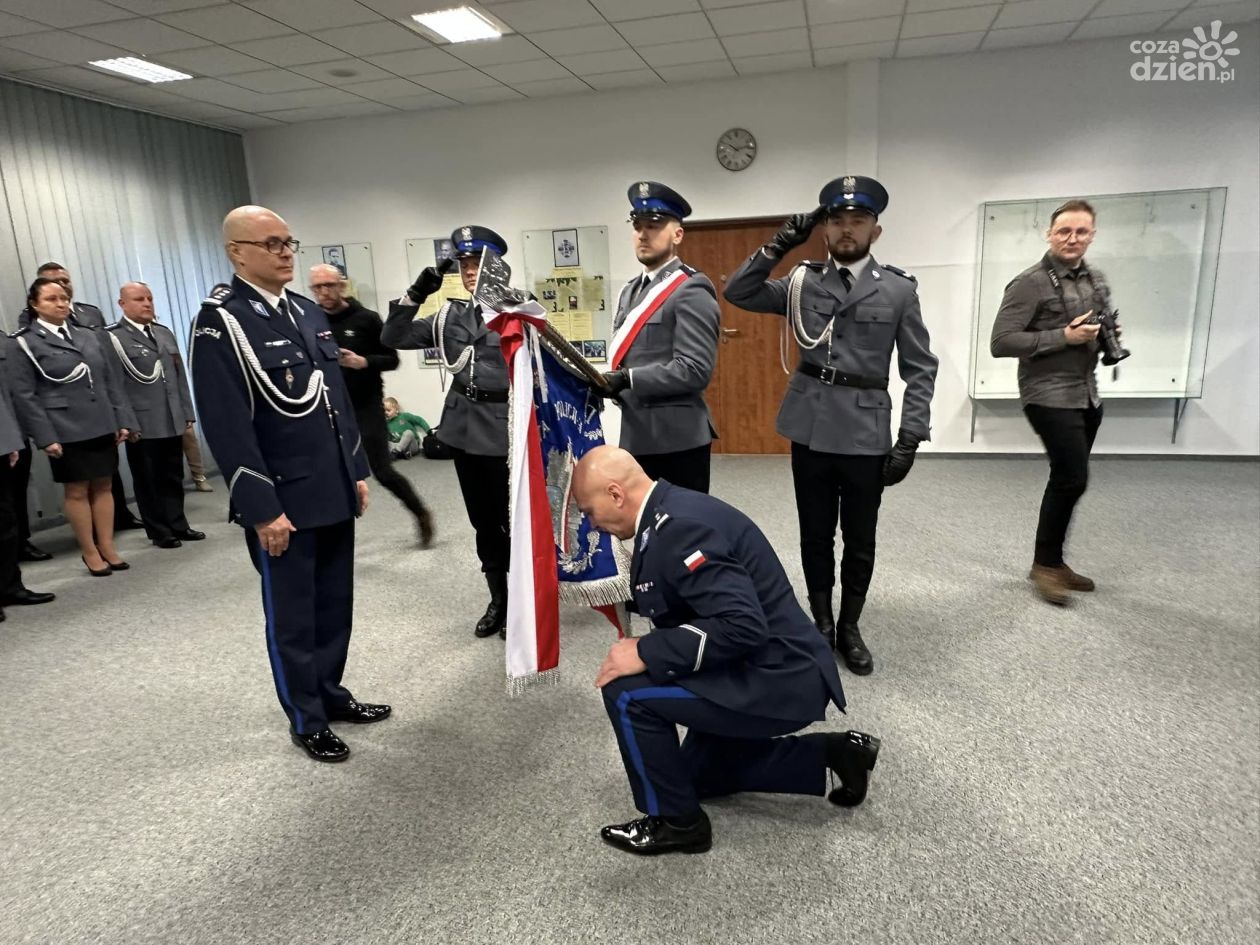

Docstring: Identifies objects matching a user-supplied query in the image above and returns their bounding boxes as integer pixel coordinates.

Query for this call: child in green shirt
[384,397,431,459]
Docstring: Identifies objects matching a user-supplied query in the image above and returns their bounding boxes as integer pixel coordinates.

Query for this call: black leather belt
[797,363,888,389]
[453,379,508,403]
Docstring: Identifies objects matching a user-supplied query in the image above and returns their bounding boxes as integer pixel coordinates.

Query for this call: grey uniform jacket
[611,257,721,455]
[724,250,938,455]
[105,319,195,440]
[7,323,137,448]
[0,335,27,454]
[18,301,107,330]
[381,297,508,456]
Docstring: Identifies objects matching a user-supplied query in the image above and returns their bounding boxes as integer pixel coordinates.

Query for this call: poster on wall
[322,244,347,275]
[552,229,580,268]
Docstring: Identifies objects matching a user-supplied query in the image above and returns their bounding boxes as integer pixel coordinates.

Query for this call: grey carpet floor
[1,456,1257,945]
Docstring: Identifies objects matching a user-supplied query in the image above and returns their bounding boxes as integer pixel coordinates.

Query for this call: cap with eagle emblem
[627,181,692,223]
[450,225,508,259]
[819,175,888,218]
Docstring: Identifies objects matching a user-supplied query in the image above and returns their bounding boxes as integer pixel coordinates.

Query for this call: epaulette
[801,260,827,272]
[651,510,672,532]
[105,322,122,332]
[882,264,917,284]
[679,263,698,276]
[202,285,233,307]
[10,327,29,338]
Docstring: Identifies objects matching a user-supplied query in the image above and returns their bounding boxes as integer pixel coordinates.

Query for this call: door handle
[721,328,740,336]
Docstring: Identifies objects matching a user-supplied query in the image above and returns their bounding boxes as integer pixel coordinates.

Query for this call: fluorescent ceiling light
[412,7,502,43]
[89,57,192,83]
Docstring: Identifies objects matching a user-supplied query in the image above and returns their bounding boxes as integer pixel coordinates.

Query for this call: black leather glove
[601,370,630,400]
[406,257,456,303]
[764,207,825,259]
[882,430,920,487]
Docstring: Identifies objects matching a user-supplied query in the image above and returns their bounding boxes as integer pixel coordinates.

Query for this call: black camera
[1086,309,1130,366]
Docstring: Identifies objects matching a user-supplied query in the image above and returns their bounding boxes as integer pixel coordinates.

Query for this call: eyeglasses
[232,237,300,255]
[1051,227,1095,240]
[309,282,342,291]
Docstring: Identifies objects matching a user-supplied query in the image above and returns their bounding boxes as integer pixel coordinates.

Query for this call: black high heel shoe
[81,555,112,577]
[105,559,130,572]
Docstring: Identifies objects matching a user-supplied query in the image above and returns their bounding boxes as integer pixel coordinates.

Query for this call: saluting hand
[765,206,826,259]
[256,513,296,556]
[595,637,647,689]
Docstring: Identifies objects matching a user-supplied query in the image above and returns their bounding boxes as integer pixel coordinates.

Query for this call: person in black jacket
[309,265,434,547]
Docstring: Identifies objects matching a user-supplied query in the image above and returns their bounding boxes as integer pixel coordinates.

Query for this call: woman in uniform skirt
[9,278,137,576]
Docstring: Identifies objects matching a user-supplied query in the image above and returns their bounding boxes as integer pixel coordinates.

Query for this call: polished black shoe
[291,728,350,762]
[1,588,56,606]
[837,591,873,675]
[82,555,112,577]
[105,559,130,572]
[600,811,712,855]
[154,537,183,549]
[826,730,881,807]
[474,569,508,638]
[115,517,145,532]
[327,699,391,724]
[807,590,835,647]
[20,542,52,562]
[176,528,206,541]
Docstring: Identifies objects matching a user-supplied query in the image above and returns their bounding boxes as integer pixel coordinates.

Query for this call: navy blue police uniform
[599,481,880,852]
[189,276,372,739]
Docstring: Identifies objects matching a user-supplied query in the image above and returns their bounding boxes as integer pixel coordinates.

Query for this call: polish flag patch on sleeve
[683,550,707,571]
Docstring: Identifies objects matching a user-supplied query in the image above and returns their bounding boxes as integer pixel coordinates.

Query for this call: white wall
[245,24,1260,455]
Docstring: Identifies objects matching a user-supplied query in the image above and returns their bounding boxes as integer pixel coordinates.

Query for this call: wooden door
[682,218,817,454]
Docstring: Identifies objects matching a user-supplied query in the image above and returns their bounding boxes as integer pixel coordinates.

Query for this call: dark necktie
[633,274,651,304]
[838,267,853,292]
[57,326,72,343]
[143,325,156,345]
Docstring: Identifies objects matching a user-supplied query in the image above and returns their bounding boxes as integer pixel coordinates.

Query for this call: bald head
[223,205,295,294]
[118,281,155,323]
[572,446,654,540]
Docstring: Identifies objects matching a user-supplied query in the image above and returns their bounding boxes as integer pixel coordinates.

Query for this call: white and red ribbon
[609,269,690,370]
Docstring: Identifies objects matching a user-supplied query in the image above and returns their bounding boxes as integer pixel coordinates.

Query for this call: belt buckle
[818,364,836,385]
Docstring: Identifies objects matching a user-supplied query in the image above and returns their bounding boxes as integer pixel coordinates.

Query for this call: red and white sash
[609,269,690,370]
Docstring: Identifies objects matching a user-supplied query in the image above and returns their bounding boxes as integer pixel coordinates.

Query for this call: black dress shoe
[327,699,391,724]
[291,728,350,762]
[176,528,206,541]
[601,811,712,855]
[20,542,52,562]
[154,537,183,549]
[1,589,56,606]
[115,517,145,532]
[826,731,881,807]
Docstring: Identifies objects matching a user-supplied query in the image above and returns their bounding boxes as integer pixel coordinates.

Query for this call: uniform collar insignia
[249,299,268,318]
[639,528,650,551]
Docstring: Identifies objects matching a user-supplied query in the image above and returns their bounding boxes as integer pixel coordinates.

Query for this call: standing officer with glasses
[381,226,512,641]
[724,176,938,676]
[191,206,388,764]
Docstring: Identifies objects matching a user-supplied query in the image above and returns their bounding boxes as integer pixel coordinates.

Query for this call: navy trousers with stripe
[601,674,829,818]
[245,519,355,735]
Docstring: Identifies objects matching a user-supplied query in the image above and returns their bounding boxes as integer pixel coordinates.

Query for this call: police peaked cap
[627,181,692,222]
[819,175,888,217]
[451,225,508,259]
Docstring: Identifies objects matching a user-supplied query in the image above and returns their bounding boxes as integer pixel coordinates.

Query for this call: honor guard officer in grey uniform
[602,182,721,494]
[382,225,512,640]
[191,205,388,764]
[573,446,880,855]
[724,176,938,676]
[106,282,205,549]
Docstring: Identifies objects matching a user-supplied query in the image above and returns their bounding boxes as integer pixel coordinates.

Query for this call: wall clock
[716,127,756,171]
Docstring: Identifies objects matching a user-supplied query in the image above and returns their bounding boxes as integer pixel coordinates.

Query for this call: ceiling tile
[68,19,212,55]
[723,27,810,56]
[528,24,628,54]
[811,16,901,46]
[288,58,395,85]
[591,0,702,18]
[807,0,906,24]
[156,4,296,43]
[159,45,270,75]
[20,65,135,93]
[491,0,605,32]
[896,31,984,55]
[636,38,728,67]
[364,47,468,75]
[108,1,232,13]
[384,92,455,110]
[221,68,322,93]
[983,21,1076,47]
[354,0,472,16]
[1092,0,1184,16]
[656,59,737,80]
[0,12,44,38]
[238,0,384,30]
[993,0,1098,29]
[0,30,130,64]
[157,99,251,119]
[341,77,434,101]
[448,35,550,66]
[701,0,778,7]
[254,87,365,108]
[230,35,346,67]
[483,58,571,82]
[446,85,526,103]
[1070,12,1178,37]
[0,0,134,28]
[905,0,994,11]
[160,76,270,108]
[215,113,285,129]
[0,48,58,71]
[731,49,812,73]
[582,69,664,90]
[99,83,191,106]
[415,69,504,92]
[901,5,999,39]
[311,22,429,57]
[1165,3,1260,30]
[709,0,807,35]
[616,13,715,44]
[557,48,648,74]
[813,40,896,63]
[510,75,592,95]
[262,101,398,122]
